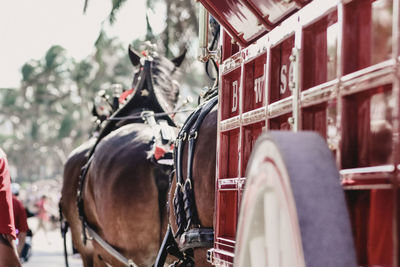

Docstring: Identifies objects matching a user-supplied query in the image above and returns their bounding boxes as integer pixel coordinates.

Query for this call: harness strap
[176,109,202,185]
[59,201,70,267]
[75,57,179,267]
[155,225,184,267]
[157,96,218,267]
[184,96,218,230]
[85,224,138,267]
[179,228,214,251]
[173,95,218,236]
[173,108,202,237]
[77,156,93,245]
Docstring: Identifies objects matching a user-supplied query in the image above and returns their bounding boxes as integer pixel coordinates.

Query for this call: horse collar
[173,96,218,239]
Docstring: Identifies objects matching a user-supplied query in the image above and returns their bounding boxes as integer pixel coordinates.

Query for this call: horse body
[61,138,95,267]
[168,106,218,266]
[84,123,169,266]
[61,45,186,267]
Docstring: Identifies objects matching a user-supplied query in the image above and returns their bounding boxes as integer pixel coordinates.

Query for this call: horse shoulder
[193,107,218,227]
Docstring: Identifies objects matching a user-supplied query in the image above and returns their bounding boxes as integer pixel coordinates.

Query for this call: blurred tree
[1,0,214,182]
[0,36,133,182]
[84,0,207,90]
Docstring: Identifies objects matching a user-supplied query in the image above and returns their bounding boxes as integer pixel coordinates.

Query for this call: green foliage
[109,0,128,24]
[45,45,66,71]
[2,90,18,107]
[83,0,89,13]
[30,121,39,140]
[58,114,74,138]
[3,0,208,182]
[21,63,35,82]
[0,36,134,181]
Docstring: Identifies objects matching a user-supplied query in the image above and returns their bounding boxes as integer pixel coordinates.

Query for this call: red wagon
[196,0,398,266]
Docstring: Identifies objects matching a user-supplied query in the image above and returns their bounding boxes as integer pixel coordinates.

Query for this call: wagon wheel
[234,131,357,267]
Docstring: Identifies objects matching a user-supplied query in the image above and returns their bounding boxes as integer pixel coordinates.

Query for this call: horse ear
[128,45,141,66]
[171,49,187,67]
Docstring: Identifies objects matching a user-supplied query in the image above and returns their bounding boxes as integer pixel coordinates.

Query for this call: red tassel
[155,146,166,160]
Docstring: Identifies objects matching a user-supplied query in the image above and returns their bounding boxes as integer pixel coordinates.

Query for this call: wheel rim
[235,139,305,267]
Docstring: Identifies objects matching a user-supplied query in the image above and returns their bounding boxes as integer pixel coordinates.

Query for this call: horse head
[123,44,187,126]
[91,44,186,147]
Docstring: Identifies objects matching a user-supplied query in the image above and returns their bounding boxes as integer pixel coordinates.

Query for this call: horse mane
[150,55,180,111]
[88,54,182,152]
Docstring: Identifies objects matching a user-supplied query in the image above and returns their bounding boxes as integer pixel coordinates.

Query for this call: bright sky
[0,0,164,88]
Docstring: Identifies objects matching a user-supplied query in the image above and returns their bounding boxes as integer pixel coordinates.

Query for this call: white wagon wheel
[234,131,357,267]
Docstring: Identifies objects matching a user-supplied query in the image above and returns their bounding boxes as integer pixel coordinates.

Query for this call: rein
[106,107,194,121]
[85,224,138,267]
[59,201,70,267]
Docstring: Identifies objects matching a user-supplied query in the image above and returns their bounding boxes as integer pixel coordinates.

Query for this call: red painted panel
[342,0,392,75]
[222,30,240,61]
[343,0,393,74]
[346,189,394,267]
[241,121,265,176]
[219,129,240,179]
[269,36,295,103]
[199,0,268,46]
[302,11,338,90]
[269,113,291,130]
[243,53,267,113]
[246,0,310,24]
[221,68,241,120]
[200,0,311,46]
[212,250,234,265]
[341,85,393,169]
[371,0,393,65]
[302,103,327,139]
[215,190,238,242]
[343,0,372,75]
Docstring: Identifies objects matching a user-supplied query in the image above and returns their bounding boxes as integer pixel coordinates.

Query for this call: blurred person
[11,183,29,258]
[0,148,21,267]
[35,195,50,241]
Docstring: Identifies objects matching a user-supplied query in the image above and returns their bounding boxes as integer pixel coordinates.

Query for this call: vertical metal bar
[213,26,223,267]
[392,0,400,266]
[336,1,344,169]
[238,54,244,178]
[291,15,302,132]
[198,4,209,63]
[265,45,272,130]
[295,14,303,132]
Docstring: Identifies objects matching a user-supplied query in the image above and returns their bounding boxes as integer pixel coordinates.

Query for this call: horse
[168,103,218,266]
[158,19,220,267]
[61,138,96,266]
[61,44,186,267]
[60,85,122,267]
[151,85,217,267]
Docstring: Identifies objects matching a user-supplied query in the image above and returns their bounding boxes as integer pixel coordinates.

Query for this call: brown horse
[60,91,116,267]
[61,138,96,266]
[61,45,186,267]
[164,96,218,267]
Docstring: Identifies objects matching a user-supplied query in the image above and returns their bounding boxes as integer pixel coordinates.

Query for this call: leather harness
[155,93,218,267]
[65,53,218,266]
[73,59,176,267]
